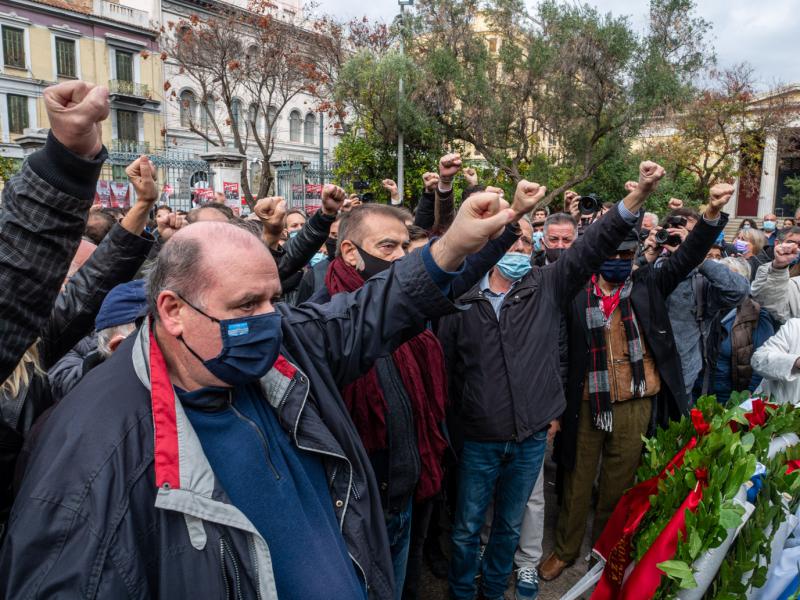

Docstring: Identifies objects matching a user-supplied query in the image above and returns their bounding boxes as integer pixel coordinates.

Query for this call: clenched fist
[158,212,187,242]
[381,179,400,205]
[773,242,800,270]
[668,197,684,210]
[438,153,462,185]
[431,191,514,271]
[43,80,109,159]
[638,161,666,194]
[422,172,439,193]
[463,167,478,187]
[705,183,734,218]
[511,180,547,222]
[624,181,638,193]
[125,155,158,206]
[321,184,346,216]
[254,196,287,235]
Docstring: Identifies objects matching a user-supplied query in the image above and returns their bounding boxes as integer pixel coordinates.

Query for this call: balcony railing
[109,80,150,99]
[110,140,151,154]
[93,0,150,29]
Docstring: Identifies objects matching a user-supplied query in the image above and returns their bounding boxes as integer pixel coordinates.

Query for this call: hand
[438,153,462,186]
[381,179,400,204]
[463,167,478,187]
[624,181,639,193]
[773,242,800,269]
[668,197,684,210]
[564,190,580,220]
[321,184,346,216]
[705,183,734,219]
[637,161,666,194]
[125,155,158,206]
[158,212,187,242]
[431,191,515,271]
[254,196,287,235]
[43,80,109,159]
[511,180,547,222]
[485,185,505,200]
[547,419,561,444]
[422,172,439,193]
[90,204,104,213]
[662,227,688,253]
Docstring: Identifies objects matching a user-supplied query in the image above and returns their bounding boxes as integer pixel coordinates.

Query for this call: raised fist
[624,181,639,193]
[422,172,439,193]
[158,212,187,242]
[125,155,158,206]
[512,180,547,221]
[43,80,109,159]
[254,196,287,235]
[438,153,462,182]
[668,197,684,210]
[773,242,800,269]
[381,179,400,205]
[321,184,346,215]
[433,190,514,270]
[463,167,478,187]
[708,183,734,211]
[638,161,666,194]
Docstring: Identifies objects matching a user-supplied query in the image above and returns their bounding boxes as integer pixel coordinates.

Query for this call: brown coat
[730,297,761,392]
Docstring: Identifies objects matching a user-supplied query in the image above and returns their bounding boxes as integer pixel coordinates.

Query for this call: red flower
[691,409,710,436]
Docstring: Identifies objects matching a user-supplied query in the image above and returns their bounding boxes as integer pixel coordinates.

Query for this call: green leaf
[740,432,755,452]
[719,504,745,530]
[688,528,703,559]
[657,560,697,589]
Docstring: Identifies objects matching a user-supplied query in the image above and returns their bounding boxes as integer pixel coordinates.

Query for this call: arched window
[231,98,242,133]
[289,110,301,142]
[200,96,215,130]
[267,106,278,139]
[304,113,316,145]
[179,90,196,128]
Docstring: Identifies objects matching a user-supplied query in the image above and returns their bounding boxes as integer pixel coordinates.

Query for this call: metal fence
[274,160,336,211]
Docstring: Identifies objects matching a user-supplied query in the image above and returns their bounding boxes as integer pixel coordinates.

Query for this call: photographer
[653,209,750,396]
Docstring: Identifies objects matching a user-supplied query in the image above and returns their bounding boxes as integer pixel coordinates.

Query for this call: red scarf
[592,274,624,319]
[325,256,449,501]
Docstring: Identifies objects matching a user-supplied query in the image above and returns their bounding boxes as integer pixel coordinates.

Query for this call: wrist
[429,235,461,272]
[772,260,789,270]
[704,207,721,220]
[437,183,453,194]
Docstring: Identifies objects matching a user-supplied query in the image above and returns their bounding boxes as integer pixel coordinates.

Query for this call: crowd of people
[0,79,799,600]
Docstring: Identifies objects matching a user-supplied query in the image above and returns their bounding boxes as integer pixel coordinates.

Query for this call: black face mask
[354,244,393,280]
[325,237,337,260]
[544,247,564,263]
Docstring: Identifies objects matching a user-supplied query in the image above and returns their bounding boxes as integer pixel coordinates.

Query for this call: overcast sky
[312,0,799,89]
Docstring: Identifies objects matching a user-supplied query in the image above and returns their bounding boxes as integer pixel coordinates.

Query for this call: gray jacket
[663,259,750,394]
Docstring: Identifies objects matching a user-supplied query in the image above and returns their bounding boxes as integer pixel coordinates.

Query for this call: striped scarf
[585,276,646,432]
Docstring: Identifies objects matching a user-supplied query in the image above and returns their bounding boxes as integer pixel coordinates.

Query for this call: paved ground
[418,451,596,600]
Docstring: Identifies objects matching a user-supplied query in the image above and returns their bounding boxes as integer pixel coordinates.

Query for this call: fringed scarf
[585,275,646,432]
[325,256,448,501]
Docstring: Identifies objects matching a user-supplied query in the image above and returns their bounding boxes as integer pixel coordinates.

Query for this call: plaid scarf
[585,276,646,432]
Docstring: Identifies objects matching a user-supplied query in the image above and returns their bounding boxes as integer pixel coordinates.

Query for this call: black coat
[557,213,728,471]
[438,205,640,443]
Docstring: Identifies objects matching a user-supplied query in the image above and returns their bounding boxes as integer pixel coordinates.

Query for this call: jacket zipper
[286,363,368,595]
[247,536,264,600]
[220,537,244,600]
[227,392,281,480]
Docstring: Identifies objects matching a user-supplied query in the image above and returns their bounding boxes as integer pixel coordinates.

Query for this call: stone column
[757,134,779,218]
[200,148,247,215]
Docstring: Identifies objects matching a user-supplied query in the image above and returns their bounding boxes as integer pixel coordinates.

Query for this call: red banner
[109,181,130,208]
[94,180,111,207]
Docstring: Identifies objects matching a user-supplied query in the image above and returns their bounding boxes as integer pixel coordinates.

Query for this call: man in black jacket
[540,184,733,582]
[0,141,520,600]
[438,162,667,600]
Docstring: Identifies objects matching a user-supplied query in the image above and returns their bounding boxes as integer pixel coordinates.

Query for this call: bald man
[2,186,519,599]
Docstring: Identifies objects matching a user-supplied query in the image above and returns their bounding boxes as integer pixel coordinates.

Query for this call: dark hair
[284,208,307,223]
[407,224,429,242]
[777,225,800,242]
[84,210,116,244]
[338,204,407,250]
[544,212,577,234]
[666,207,701,223]
[146,235,205,318]
[156,204,172,213]
[739,218,758,230]
[187,202,233,223]
[233,218,263,238]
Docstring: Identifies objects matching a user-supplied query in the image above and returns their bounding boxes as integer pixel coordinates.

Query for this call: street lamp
[397,0,413,205]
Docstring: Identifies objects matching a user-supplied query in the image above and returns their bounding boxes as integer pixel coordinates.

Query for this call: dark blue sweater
[180,384,366,600]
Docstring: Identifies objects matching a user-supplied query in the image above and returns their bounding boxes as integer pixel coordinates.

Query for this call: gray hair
[719,256,751,280]
[642,212,658,227]
[543,212,577,235]
[97,323,137,358]
[146,234,206,318]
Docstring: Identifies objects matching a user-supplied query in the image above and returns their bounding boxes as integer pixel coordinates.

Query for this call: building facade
[0,0,163,167]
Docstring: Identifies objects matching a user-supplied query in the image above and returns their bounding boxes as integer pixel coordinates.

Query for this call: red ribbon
[744,399,778,429]
[591,438,698,600]
[690,408,710,437]
[787,460,800,475]
[617,469,708,600]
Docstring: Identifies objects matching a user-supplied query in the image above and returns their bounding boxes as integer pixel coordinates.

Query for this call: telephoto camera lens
[578,194,602,215]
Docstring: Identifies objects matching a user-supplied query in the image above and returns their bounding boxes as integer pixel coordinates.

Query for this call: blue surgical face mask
[309,252,326,267]
[734,239,750,254]
[599,258,632,284]
[763,221,776,232]
[288,230,299,238]
[177,295,283,386]
[532,231,544,252]
[742,223,752,231]
[496,252,532,281]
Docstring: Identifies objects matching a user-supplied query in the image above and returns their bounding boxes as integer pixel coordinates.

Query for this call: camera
[352,180,370,191]
[654,215,688,247]
[578,194,602,215]
[665,215,687,229]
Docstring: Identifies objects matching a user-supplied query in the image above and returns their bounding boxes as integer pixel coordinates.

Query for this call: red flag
[618,469,708,600]
[591,438,698,600]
